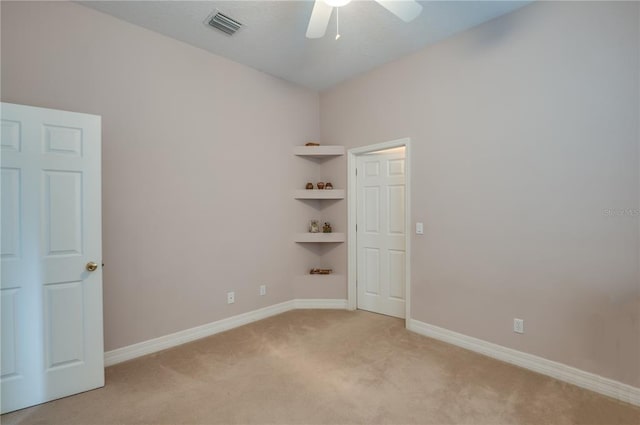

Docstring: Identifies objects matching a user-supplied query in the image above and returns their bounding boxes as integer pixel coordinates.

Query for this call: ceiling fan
[306,0,423,39]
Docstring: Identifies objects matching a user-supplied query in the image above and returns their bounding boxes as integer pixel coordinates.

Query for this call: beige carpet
[3,309,639,425]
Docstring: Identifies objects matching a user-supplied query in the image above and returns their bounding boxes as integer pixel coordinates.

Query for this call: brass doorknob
[86,262,98,272]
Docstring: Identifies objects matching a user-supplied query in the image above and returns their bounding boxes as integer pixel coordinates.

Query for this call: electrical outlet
[227,291,235,304]
[513,318,524,334]
[259,285,266,296]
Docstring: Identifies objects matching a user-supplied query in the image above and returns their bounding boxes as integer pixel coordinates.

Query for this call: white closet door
[356,149,406,318]
[1,103,104,413]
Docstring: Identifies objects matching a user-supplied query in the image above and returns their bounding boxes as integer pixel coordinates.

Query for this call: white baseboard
[407,319,640,407]
[294,298,348,309]
[104,299,347,367]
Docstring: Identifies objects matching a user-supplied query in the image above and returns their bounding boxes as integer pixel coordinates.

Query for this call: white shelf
[293,146,345,157]
[294,189,345,200]
[294,233,345,243]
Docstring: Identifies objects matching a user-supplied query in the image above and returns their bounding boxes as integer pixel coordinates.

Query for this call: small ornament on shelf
[310,268,333,275]
[305,142,320,147]
[316,182,325,190]
[305,182,313,190]
[309,219,320,233]
[322,222,332,233]
[324,182,333,190]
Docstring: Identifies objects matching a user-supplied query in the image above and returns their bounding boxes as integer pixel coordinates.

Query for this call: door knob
[86,262,98,272]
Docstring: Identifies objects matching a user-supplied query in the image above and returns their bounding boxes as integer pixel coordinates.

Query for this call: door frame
[347,138,411,324]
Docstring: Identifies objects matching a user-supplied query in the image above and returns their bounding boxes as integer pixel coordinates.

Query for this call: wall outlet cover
[514,318,524,334]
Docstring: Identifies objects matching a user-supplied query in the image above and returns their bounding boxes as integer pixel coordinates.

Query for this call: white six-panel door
[356,149,406,318]
[1,103,103,413]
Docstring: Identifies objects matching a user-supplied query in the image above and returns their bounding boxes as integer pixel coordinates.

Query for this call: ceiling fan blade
[306,0,333,39]
[375,0,423,22]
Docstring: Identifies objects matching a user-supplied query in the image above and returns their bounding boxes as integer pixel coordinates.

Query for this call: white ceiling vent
[206,11,242,36]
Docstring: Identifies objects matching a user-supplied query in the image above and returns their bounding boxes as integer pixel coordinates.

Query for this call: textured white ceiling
[81,1,531,90]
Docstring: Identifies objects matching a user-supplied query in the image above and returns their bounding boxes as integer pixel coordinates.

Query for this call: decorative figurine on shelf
[310,268,333,275]
[325,182,333,190]
[305,142,320,146]
[309,220,320,233]
[316,182,325,190]
[322,222,332,233]
[305,182,313,190]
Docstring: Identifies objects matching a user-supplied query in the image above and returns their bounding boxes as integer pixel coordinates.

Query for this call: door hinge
[355,224,357,232]
[356,168,358,176]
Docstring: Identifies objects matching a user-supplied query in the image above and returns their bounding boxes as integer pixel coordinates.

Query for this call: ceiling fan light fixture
[323,0,351,7]
[307,0,421,39]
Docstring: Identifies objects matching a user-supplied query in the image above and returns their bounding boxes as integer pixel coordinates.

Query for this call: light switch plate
[416,222,424,234]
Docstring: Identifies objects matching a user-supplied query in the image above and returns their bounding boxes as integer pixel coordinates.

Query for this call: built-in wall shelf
[293,146,345,157]
[297,274,344,280]
[294,189,345,200]
[294,233,345,243]
[293,144,345,277]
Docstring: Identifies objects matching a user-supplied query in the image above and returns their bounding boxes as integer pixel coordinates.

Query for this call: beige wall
[1,1,321,351]
[321,1,640,387]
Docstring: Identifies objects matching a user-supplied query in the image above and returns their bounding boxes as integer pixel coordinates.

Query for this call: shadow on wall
[453,3,527,54]
[586,293,640,384]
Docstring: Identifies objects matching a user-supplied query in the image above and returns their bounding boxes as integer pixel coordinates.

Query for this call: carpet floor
[2,309,639,425]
